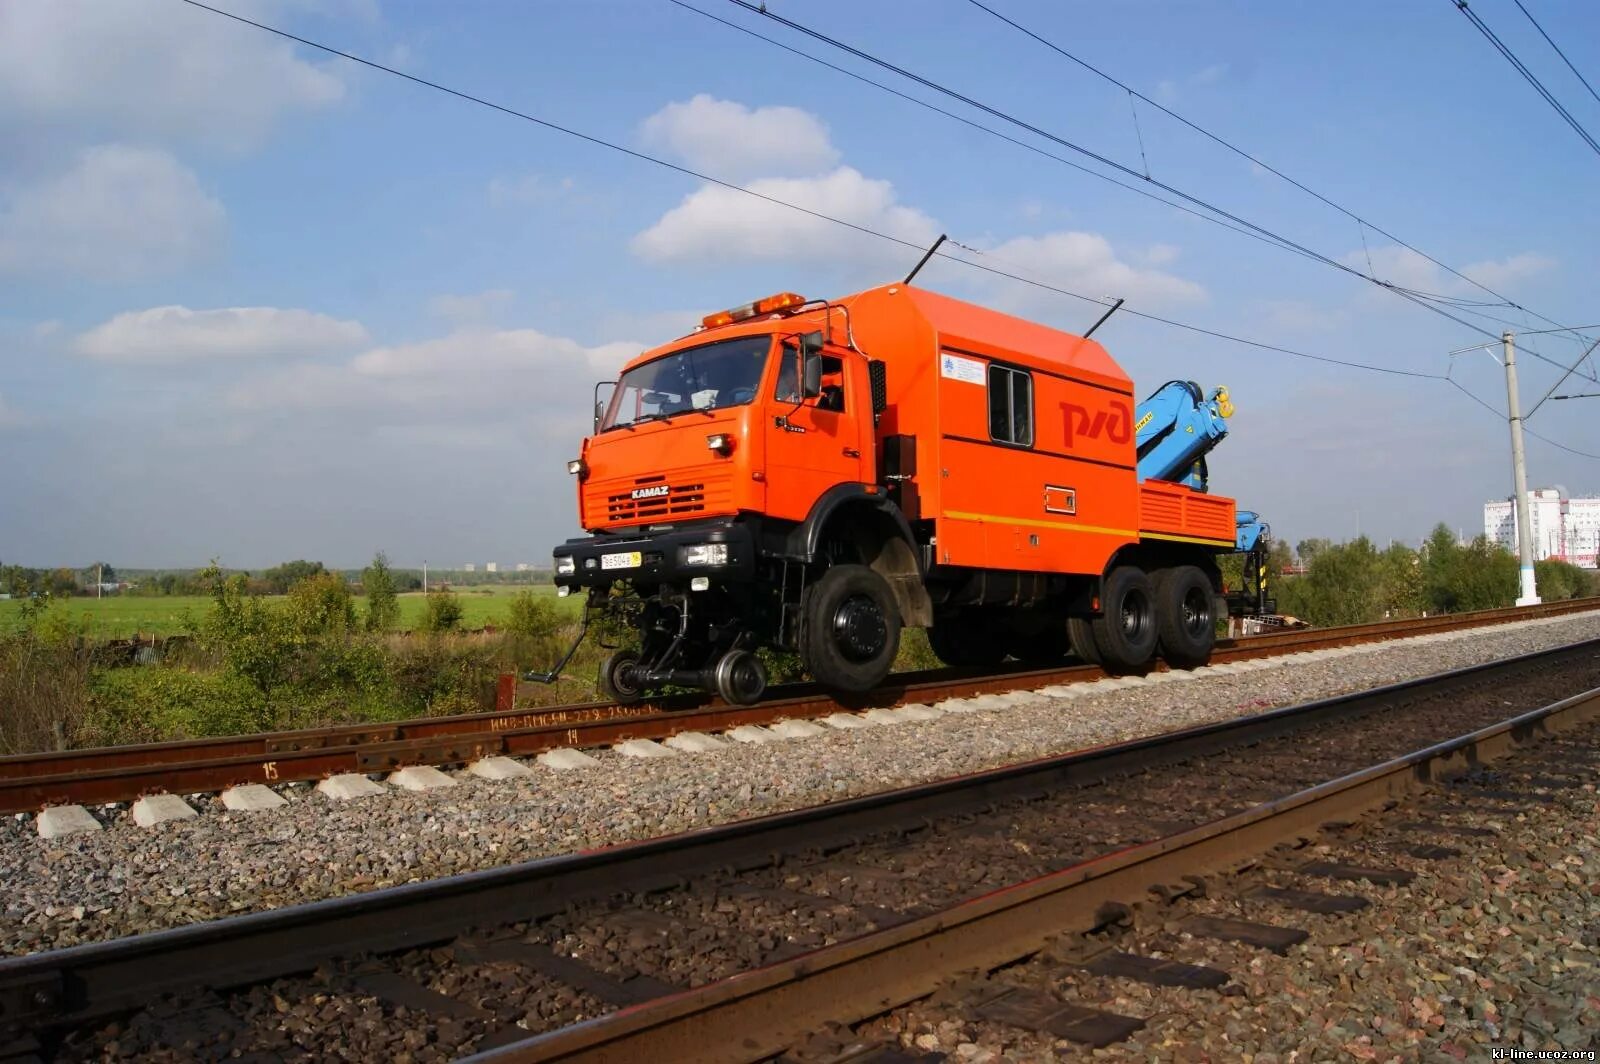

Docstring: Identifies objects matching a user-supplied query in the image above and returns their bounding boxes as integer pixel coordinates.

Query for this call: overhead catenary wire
[663,0,1328,268]
[955,0,1595,339]
[171,0,1442,382]
[1511,0,1600,108]
[718,0,1589,355]
[1449,0,1600,159]
[172,0,1596,459]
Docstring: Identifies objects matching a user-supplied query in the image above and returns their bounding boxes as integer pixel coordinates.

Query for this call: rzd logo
[1060,399,1132,448]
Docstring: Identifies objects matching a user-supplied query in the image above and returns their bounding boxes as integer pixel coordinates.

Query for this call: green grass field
[0,584,583,638]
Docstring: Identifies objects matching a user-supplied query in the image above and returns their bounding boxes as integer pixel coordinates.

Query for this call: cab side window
[774,348,846,412]
[988,364,1033,446]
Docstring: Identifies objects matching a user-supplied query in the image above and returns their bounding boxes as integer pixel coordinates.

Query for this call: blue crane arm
[1134,380,1234,490]
[1234,509,1270,552]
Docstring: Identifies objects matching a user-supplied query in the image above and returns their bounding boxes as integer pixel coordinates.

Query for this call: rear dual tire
[1155,565,1217,669]
[1090,565,1159,674]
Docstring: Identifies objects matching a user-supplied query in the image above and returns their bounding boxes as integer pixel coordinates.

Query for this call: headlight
[555,557,576,576]
[567,458,587,476]
[681,543,728,567]
[706,433,734,455]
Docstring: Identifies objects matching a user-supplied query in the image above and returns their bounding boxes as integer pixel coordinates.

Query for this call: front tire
[800,564,902,693]
[1156,565,1217,669]
[1091,566,1158,673]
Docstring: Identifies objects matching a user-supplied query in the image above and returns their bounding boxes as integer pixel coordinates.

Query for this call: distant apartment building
[485,562,498,573]
[463,563,476,573]
[1484,488,1600,568]
[515,563,531,572]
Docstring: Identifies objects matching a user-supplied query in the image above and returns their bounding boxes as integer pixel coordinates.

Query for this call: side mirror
[593,380,617,433]
[799,331,824,399]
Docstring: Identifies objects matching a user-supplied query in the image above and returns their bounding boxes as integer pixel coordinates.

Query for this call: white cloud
[229,327,641,420]
[640,94,839,181]
[974,231,1207,309]
[0,145,226,281]
[1346,244,1555,302]
[76,306,369,365]
[1144,243,1181,266]
[1460,252,1555,291]
[0,0,344,152]
[632,166,937,263]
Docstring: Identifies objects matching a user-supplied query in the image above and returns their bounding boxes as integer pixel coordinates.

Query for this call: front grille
[605,479,709,523]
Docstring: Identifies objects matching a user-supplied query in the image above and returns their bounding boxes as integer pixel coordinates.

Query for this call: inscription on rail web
[487,705,656,732]
[261,761,279,780]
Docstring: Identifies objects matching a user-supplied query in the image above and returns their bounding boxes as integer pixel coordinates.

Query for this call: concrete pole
[1503,331,1541,605]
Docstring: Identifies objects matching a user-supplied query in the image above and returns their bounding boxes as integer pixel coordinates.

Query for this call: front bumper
[553,520,757,589]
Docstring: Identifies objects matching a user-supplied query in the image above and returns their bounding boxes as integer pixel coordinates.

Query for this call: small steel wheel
[597,650,644,704]
[713,648,768,705]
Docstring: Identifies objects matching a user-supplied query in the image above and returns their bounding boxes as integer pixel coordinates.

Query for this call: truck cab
[552,284,1253,705]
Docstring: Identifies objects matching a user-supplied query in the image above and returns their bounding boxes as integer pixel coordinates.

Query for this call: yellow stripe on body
[1141,531,1236,547]
[943,510,1137,538]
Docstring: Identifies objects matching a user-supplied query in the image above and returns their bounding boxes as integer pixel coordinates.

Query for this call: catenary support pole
[1503,331,1541,605]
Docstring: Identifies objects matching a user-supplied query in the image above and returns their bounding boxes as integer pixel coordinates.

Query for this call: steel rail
[483,674,1600,1063]
[2,637,1595,1049]
[0,598,1594,814]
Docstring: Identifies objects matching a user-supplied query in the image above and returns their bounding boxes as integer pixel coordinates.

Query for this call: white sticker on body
[939,351,986,385]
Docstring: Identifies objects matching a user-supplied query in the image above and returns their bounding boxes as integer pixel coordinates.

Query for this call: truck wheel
[800,564,901,693]
[1091,566,1158,673]
[713,648,768,705]
[1067,617,1102,666]
[927,611,1007,667]
[598,650,644,703]
[1156,565,1216,669]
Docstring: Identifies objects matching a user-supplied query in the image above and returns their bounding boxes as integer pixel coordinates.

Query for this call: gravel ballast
[3,610,1599,957]
[860,727,1600,1062]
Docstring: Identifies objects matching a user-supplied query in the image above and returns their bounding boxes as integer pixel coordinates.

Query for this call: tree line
[1264,524,1595,627]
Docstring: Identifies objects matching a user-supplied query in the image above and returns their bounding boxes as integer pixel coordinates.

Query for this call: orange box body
[577,283,1236,580]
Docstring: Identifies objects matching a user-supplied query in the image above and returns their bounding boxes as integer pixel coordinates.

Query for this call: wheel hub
[1119,592,1151,640]
[833,594,888,661]
[1181,587,1210,635]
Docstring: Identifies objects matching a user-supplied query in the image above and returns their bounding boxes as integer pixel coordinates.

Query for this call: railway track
[3,598,1595,815]
[6,635,1597,1061]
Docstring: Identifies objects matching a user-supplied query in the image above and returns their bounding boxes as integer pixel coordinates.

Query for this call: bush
[0,630,93,754]
[420,590,464,633]
[285,571,357,636]
[85,668,270,745]
[363,552,401,632]
[1536,558,1594,600]
[505,591,561,641]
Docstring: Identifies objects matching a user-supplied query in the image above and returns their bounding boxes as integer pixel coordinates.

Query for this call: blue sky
[2,0,1597,569]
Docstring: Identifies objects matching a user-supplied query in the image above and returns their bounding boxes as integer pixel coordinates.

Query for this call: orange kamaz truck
[548,282,1264,704]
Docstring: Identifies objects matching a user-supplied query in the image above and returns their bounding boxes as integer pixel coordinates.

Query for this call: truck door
[763,343,867,523]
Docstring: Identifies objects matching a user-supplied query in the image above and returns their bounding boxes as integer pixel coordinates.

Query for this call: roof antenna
[903,233,946,285]
[1081,297,1125,340]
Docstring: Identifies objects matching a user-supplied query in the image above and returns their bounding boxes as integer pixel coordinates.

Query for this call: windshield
[602,335,772,430]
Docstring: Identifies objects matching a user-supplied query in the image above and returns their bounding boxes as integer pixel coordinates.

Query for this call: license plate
[601,551,642,571]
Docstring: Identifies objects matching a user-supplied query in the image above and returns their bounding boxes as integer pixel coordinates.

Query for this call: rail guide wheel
[598,650,645,704]
[713,648,768,705]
